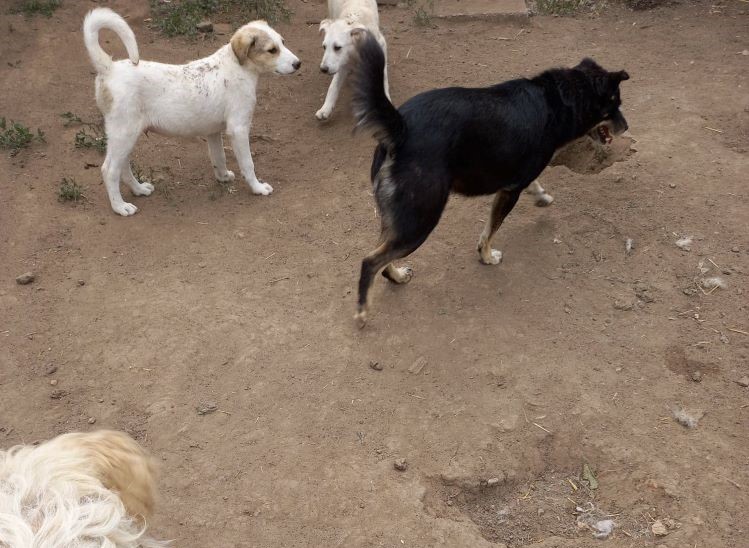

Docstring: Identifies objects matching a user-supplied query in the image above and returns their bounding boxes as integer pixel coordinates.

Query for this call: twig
[264,252,275,260]
[703,126,723,133]
[218,410,232,416]
[532,422,552,434]
[268,276,290,284]
[728,328,748,336]
[718,476,742,489]
[406,47,412,59]
[407,393,425,399]
[707,258,721,269]
[567,478,578,491]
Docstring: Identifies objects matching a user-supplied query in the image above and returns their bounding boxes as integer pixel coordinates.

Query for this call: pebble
[736,376,749,388]
[691,371,702,382]
[16,272,35,285]
[50,389,67,400]
[45,365,58,376]
[613,299,633,311]
[50,379,58,386]
[196,20,213,33]
[651,520,668,536]
[394,458,408,471]
[486,477,500,486]
[731,246,740,253]
[668,183,676,188]
[369,360,383,371]
[196,401,218,415]
[77,280,86,286]
[88,417,96,424]
[537,508,544,516]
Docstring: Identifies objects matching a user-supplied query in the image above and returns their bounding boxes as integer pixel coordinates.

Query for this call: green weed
[0,117,45,155]
[58,177,84,202]
[13,0,62,17]
[74,128,107,153]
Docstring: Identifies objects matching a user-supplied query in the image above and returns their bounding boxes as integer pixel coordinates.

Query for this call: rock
[408,356,426,374]
[486,477,500,486]
[731,246,740,253]
[668,183,676,188]
[613,299,633,311]
[651,520,668,536]
[50,389,67,400]
[45,365,57,376]
[394,458,408,471]
[77,280,85,286]
[88,417,96,424]
[691,370,703,382]
[369,360,383,371]
[736,376,749,388]
[196,401,218,415]
[49,379,58,386]
[16,272,35,285]
[213,23,233,35]
[196,20,213,33]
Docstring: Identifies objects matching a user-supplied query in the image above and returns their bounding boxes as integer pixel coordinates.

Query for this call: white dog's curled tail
[83,7,139,73]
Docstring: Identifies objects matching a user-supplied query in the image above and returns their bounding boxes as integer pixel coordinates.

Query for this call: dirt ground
[1,0,748,546]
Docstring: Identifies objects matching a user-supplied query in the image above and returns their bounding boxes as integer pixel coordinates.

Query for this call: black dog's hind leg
[477,189,521,265]
[356,212,442,328]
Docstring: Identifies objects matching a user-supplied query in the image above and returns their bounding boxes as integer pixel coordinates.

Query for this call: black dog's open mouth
[594,125,612,145]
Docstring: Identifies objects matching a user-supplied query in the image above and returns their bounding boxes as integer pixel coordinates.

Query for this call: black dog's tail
[352,33,404,150]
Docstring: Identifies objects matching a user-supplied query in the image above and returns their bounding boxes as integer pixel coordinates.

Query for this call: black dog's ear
[576,58,599,71]
[615,70,630,82]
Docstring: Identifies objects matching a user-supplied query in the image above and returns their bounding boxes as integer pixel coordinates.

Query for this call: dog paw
[315,108,331,121]
[112,202,139,216]
[354,310,367,329]
[132,182,154,196]
[216,170,235,183]
[479,249,503,265]
[535,193,554,207]
[383,266,413,284]
[250,181,273,196]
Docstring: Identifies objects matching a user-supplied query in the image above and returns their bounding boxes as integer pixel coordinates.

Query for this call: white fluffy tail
[83,7,139,73]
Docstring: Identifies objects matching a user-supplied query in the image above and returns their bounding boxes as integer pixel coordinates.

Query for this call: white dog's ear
[231,27,270,66]
[319,19,332,35]
[349,25,367,42]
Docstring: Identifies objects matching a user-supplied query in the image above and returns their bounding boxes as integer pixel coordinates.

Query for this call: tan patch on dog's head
[230,24,280,70]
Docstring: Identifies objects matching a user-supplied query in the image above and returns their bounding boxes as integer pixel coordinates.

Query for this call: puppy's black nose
[320,66,329,74]
[293,60,301,70]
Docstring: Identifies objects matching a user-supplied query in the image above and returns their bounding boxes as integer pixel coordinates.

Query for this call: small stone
[668,183,676,188]
[98,398,105,403]
[613,299,633,311]
[486,477,500,486]
[196,20,213,33]
[446,499,454,506]
[742,49,749,56]
[196,401,218,415]
[50,379,58,386]
[408,356,426,375]
[394,458,408,471]
[50,389,68,400]
[537,508,544,516]
[731,246,740,253]
[651,520,668,536]
[77,280,85,286]
[736,376,749,388]
[369,360,383,371]
[88,417,96,424]
[45,365,58,376]
[691,371,702,382]
[358,502,365,508]
[16,272,35,285]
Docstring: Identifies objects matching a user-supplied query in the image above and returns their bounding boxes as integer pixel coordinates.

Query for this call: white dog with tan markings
[316,0,389,120]
[82,8,300,216]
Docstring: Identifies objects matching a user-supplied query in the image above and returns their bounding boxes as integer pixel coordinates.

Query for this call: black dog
[352,33,630,326]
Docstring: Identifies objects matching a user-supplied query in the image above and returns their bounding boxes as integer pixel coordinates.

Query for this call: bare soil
[1,1,748,546]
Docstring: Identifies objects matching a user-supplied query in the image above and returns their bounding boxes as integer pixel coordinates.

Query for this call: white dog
[82,8,300,216]
[316,0,388,120]
[0,430,166,547]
